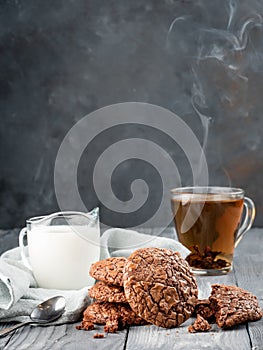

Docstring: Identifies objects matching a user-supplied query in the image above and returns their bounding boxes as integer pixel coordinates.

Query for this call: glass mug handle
[235,197,256,247]
[19,228,32,270]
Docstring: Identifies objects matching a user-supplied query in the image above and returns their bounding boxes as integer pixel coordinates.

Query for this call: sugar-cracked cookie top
[123,247,198,328]
[89,257,127,286]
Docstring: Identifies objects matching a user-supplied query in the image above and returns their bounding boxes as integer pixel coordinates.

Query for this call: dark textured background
[1,0,263,229]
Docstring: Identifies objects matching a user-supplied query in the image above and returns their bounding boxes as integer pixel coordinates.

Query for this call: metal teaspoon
[0,296,66,337]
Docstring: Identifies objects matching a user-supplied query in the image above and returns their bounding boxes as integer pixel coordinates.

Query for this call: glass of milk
[19,208,100,290]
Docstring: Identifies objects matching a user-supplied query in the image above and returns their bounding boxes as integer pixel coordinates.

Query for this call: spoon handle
[0,321,32,337]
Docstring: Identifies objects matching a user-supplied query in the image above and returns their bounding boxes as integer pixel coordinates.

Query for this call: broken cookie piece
[209,284,263,328]
[76,301,146,333]
[188,314,211,333]
[194,299,215,322]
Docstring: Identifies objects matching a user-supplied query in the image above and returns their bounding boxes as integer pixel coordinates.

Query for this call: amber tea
[171,187,255,275]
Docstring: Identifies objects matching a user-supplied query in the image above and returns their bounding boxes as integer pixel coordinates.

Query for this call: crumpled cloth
[0,227,188,324]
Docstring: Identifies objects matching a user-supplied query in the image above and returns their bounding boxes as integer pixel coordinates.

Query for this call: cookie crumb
[188,314,211,333]
[93,333,105,339]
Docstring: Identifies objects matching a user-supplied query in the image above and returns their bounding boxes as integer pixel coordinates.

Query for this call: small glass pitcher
[19,208,100,289]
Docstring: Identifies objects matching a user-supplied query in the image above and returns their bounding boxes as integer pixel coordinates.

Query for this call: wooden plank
[126,322,250,350]
[234,228,263,257]
[233,229,263,350]
[0,323,128,350]
[0,323,15,350]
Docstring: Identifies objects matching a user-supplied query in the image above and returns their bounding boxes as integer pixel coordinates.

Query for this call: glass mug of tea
[19,208,100,289]
[171,187,255,275]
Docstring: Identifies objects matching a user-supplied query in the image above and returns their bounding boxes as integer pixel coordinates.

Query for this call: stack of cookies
[77,257,146,333]
[77,248,199,333]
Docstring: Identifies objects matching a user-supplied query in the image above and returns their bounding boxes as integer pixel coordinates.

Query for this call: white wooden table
[0,228,262,350]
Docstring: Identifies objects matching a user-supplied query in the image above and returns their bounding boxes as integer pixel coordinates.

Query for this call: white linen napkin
[0,227,188,324]
[100,227,189,259]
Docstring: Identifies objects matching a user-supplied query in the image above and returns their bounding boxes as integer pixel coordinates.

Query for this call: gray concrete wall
[1,0,263,229]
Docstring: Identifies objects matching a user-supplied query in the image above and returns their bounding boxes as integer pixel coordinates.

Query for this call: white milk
[27,225,100,290]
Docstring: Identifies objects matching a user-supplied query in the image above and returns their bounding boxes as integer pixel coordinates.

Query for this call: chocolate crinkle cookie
[77,301,146,333]
[123,247,198,328]
[89,281,127,303]
[89,257,127,286]
[209,284,263,328]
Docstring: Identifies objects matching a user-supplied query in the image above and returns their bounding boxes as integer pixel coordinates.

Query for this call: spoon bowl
[30,296,66,323]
